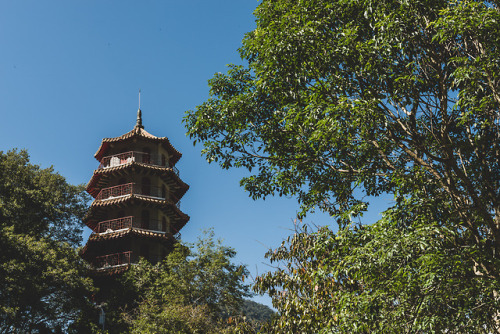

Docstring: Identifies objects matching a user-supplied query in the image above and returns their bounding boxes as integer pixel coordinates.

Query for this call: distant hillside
[241,299,275,322]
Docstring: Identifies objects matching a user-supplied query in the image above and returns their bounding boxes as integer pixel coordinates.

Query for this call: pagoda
[80,108,189,276]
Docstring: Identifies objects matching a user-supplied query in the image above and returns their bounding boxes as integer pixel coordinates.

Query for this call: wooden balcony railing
[95,183,181,209]
[96,183,133,200]
[98,151,180,176]
[97,216,133,232]
[94,251,131,269]
[96,183,165,201]
[96,216,168,233]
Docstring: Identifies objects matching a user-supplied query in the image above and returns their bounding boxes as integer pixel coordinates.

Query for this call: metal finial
[135,89,144,129]
[136,108,144,129]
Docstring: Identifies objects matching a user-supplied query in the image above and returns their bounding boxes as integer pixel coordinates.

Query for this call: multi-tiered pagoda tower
[80,109,189,276]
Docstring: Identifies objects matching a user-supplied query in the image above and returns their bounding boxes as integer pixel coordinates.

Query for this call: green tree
[0,227,95,333]
[185,0,500,332]
[117,230,253,333]
[255,217,500,333]
[0,149,89,246]
[0,150,95,333]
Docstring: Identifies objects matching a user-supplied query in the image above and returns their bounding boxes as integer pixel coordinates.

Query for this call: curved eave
[86,162,189,199]
[94,126,182,165]
[80,228,174,259]
[83,195,190,231]
[170,217,188,234]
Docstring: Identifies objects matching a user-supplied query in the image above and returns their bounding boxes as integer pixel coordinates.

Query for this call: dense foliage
[0,150,94,333]
[0,227,95,333]
[185,0,500,332]
[255,216,500,333]
[0,149,89,246]
[102,230,254,333]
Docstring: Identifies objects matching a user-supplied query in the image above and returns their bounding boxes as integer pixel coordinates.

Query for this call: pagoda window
[161,154,166,166]
[141,210,150,230]
[161,185,166,199]
[141,177,151,196]
[142,147,151,164]
[162,217,167,232]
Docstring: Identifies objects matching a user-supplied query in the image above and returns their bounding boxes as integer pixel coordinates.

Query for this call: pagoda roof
[94,125,182,165]
[84,194,189,231]
[80,228,174,259]
[87,227,173,242]
[86,162,189,200]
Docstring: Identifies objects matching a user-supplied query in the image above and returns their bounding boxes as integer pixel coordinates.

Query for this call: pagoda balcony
[98,151,180,175]
[94,251,131,269]
[96,183,164,201]
[96,216,169,234]
[95,183,181,208]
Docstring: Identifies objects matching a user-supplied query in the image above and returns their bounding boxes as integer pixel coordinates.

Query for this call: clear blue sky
[0,1,391,307]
